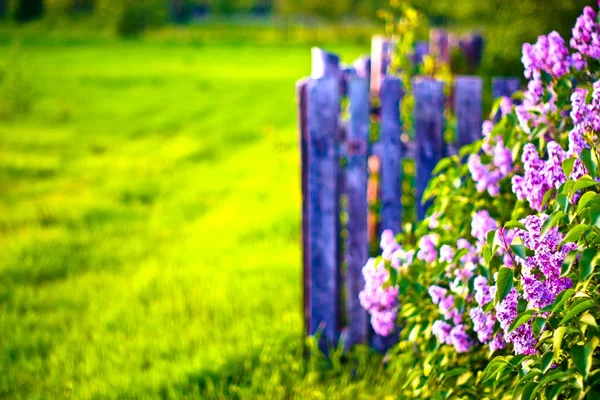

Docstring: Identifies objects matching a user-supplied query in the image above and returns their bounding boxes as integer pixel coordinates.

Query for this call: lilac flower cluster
[471,210,498,244]
[468,118,514,196]
[490,215,578,355]
[494,288,537,355]
[430,284,472,353]
[511,142,569,211]
[417,234,439,263]
[381,229,416,271]
[522,32,572,79]
[359,257,399,337]
[515,215,577,309]
[517,74,562,136]
[571,5,600,60]
[516,32,573,133]
[469,276,502,347]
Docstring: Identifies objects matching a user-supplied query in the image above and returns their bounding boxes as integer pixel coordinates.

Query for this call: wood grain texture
[306,76,341,350]
[455,76,483,149]
[414,78,444,220]
[344,76,370,349]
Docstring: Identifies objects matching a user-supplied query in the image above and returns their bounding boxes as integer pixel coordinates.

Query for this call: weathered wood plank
[311,47,341,79]
[492,77,520,100]
[371,75,403,352]
[414,78,444,220]
[370,36,396,95]
[353,56,371,80]
[455,76,483,149]
[344,76,370,349]
[378,76,403,234]
[306,76,341,350]
[297,78,310,339]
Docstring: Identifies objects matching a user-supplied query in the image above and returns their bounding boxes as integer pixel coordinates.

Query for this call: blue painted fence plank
[414,78,444,220]
[306,76,341,351]
[455,76,483,149]
[492,77,520,100]
[371,75,403,352]
[344,76,370,349]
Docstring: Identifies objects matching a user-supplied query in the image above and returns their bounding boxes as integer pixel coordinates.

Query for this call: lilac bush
[358,3,600,397]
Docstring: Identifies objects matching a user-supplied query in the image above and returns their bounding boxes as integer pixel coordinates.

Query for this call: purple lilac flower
[571,6,600,60]
[495,287,519,332]
[515,215,577,309]
[439,245,455,263]
[428,212,441,229]
[428,285,448,305]
[511,142,572,211]
[506,322,537,355]
[432,320,452,345]
[471,210,498,244]
[474,276,493,306]
[450,324,473,353]
[468,121,513,196]
[489,332,506,351]
[522,32,571,79]
[417,234,438,263]
[359,258,399,337]
[370,309,396,337]
[470,307,496,343]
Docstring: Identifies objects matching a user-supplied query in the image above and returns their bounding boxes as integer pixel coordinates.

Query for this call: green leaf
[561,224,590,246]
[511,244,527,260]
[560,299,594,325]
[556,194,570,212]
[572,176,598,194]
[432,157,456,175]
[541,351,555,374]
[580,148,598,180]
[579,248,597,281]
[521,380,539,400]
[553,326,566,362]
[508,310,535,334]
[552,289,576,314]
[505,220,527,231]
[546,382,568,400]
[563,157,577,179]
[532,317,546,336]
[571,340,594,379]
[542,187,557,209]
[562,251,580,276]
[541,211,564,236]
[495,267,514,304]
[580,312,598,328]
[577,192,598,213]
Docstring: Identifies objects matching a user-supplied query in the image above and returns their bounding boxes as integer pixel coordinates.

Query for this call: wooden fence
[297,37,520,352]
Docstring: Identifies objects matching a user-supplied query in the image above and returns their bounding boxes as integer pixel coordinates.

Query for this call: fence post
[370,36,396,95]
[370,75,403,352]
[492,77,521,100]
[304,76,341,351]
[455,76,483,149]
[344,76,370,349]
[414,78,444,220]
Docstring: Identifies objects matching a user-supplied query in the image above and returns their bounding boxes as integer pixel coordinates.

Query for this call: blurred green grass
[0,32,414,399]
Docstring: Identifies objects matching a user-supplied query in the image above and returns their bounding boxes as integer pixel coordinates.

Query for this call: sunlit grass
[0,32,417,399]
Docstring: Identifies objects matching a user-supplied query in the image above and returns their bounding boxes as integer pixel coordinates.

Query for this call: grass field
[0,31,411,399]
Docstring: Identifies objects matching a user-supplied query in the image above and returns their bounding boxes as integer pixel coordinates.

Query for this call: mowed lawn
[0,34,387,399]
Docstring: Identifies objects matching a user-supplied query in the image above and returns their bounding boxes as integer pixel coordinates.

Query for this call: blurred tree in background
[1,0,595,74]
